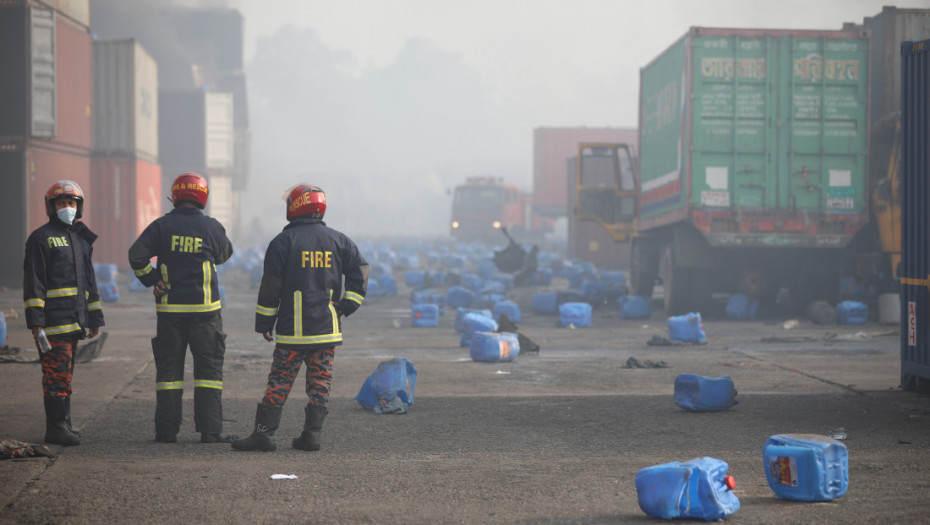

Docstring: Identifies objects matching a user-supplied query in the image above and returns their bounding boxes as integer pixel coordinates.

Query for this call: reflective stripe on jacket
[255,218,369,349]
[128,207,233,316]
[23,219,105,335]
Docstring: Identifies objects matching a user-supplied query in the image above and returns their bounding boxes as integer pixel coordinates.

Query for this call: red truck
[449,176,529,242]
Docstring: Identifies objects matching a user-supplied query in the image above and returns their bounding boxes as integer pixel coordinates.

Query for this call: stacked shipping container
[158,90,236,238]
[91,39,162,269]
[0,1,93,284]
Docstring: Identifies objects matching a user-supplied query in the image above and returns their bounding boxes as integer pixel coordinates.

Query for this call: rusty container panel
[54,14,92,150]
[93,39,159,161]
[26,145,91,234]
[533,127,638,218]
[89,156,162,268]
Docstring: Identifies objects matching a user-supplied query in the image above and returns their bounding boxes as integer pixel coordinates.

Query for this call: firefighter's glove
[336,298,360,317]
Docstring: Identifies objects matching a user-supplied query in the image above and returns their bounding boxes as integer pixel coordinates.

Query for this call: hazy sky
[221,0,913,241]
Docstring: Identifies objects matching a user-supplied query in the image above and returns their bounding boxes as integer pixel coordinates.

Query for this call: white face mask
[56,207,77,225]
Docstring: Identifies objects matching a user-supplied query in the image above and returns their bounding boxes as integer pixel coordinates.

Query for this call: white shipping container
[93,39,159,160]
[206,173,233,233]
[205,92,234,169]
[44,0,90,28]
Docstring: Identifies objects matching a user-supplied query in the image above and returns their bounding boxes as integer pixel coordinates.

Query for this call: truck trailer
[579,27,873,315]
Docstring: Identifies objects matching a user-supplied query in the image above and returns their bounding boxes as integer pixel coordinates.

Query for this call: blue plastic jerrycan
[0,311,6,348]
[764,434,848,501]
[674,374,738,412]
[635,457,740,521]
[470,331,520,362]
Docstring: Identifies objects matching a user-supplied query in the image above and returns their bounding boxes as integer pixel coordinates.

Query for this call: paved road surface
[1,268,928,524]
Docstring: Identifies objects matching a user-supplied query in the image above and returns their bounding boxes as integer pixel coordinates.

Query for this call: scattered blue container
[493,300,522,323]
[355,357,417,414]
[559,302,592,327]
[472,292,506,310]
[405,270,426,288]
[0,311,6,348]
[446,286,476,309]
[600,270,628,294]
[455,308,492,333]
[674,374,738,411]
[410,289,445,314]
[580,280,610,303]
[490,274,514,291]
[379,275,398,296]
[477,261,497,279]
[668,313,706,343]
[725,294,759,320]
[763,434,849,502]
[619,295,652,319]
[98,281,120,303]
[635,457,740,521]
[462,273,484,292]
[470,331,520,362]
[835,301,868,324]
[367,279,381,297]
[411,303,439,327]
[459,313,498,347]
[532,291,559,315]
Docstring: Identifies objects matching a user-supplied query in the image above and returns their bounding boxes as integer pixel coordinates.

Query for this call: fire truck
[449,176,529,241]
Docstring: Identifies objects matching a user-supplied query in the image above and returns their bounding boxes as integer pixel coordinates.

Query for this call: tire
[660,244,692,315]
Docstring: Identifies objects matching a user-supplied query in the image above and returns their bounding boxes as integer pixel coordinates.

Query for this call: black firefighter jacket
[23,219,105,336]
[128,207,233,316]
[255,217,369,350]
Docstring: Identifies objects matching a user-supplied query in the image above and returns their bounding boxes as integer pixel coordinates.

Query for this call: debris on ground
[1,439,54,460]
[623,357,669,369]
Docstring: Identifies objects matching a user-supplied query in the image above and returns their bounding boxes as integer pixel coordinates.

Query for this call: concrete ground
[1,266,928,524]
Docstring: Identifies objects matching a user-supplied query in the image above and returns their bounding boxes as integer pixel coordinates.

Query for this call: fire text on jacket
[47,236,70,248]
[301,251,333,268]
[171,235,203,253]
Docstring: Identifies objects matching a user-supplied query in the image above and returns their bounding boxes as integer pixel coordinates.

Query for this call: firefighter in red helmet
[233,184,369,452]
[23,180,106,446]
[128,172,238,444]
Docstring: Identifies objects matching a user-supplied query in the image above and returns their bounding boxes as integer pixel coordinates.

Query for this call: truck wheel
[660,244,692,315]
[630,239,659,297]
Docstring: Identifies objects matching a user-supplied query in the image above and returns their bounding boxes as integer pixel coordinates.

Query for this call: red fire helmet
[45,180,85,219]
[171,172,209,209]
[286,184,326,220]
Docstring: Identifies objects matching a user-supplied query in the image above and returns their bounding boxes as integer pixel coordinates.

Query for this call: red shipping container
[89,157,162,268]
[54,15,92,151]
[26,145,92,233]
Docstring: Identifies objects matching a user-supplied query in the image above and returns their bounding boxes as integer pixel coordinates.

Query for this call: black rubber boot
[64,396,80,436]
[44,397,81,446]
[231,404,281,452]
[292,404,328,451]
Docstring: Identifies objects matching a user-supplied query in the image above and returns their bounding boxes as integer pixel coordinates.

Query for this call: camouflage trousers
[41,334,79,397]
[261,346,335,407]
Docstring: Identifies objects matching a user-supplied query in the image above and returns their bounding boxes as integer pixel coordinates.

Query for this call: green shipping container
[639,27,870,248]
